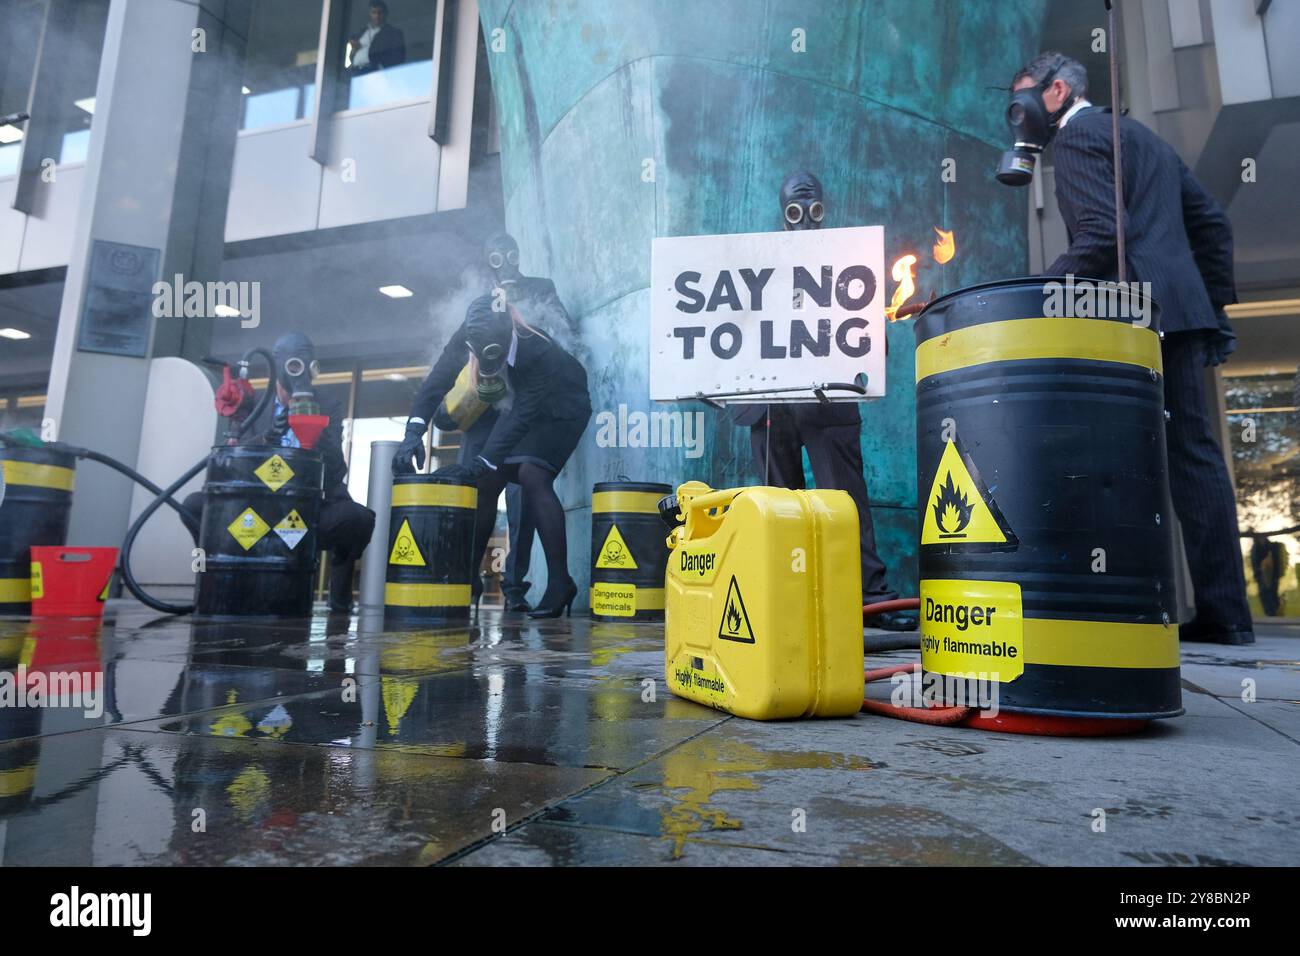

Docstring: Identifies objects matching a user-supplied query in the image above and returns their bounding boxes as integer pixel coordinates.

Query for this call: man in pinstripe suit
[1012,52,1253,645]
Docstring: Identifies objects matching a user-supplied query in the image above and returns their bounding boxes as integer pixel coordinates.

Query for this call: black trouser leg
[317,497,376,611]
[800,421,896,603]
[748,405,805,488]
[1162,332,1251,630]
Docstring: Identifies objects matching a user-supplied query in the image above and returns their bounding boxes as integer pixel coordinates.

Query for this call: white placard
[650,226,886,403]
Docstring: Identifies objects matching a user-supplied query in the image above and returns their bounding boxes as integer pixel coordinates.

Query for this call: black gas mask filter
[997,63,1077,187]
[464,299,512,405]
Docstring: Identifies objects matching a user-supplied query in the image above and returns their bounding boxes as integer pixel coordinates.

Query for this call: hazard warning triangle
[388,519,426,566]
[921,441,1017,548]
[717,575,756,644]
[595,523,638,569]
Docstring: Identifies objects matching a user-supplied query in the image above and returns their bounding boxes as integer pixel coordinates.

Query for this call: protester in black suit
[1012,51,1252,644]
[180,333,375,613]
[348,1,406,75]
[732,171,908,630]
[396,296,592,619]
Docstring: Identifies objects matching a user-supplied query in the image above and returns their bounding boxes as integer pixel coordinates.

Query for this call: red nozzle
[289,414,328,450]
[215,366,255,419]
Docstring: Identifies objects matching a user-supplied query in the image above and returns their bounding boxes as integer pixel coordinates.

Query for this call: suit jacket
[477,331,592,466]
[353,24,406,73]
[410,283,576,425]
[241,399,351,500]
[1048,106,1237,333]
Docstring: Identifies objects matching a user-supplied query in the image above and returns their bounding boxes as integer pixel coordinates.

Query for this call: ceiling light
[0,327,32,340]
[385,373,407,382]
[378,285,414,298]
[0,126,22,144]
[241,86,251,95]
[74,97,95,114]
[212,304,241,318]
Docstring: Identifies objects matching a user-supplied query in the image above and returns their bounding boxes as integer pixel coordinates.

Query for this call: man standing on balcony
[348,1,406,75]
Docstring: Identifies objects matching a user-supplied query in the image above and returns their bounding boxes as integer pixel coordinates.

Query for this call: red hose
[862,597,920,616]
[861,661,972,725]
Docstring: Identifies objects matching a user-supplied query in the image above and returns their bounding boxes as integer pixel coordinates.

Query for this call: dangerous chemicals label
[595,524,637,569]
[228,507,270,551]
[717,575,755,644]
[29,562,43,600]
[919,579,1024,682]
[274,509,308,550]
[255,454,294,492]
[591,582,636,616]
[921,440,1017,548]
[388,519,425,566]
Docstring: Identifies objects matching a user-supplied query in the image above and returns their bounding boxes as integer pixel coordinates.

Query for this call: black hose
[51,445,190,517]
[117,455,208,615]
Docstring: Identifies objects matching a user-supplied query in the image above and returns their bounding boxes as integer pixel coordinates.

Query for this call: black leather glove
[392,418,427,476]
[1205,312,1237,368]
[433,457,492,484]
[261,405,290,445]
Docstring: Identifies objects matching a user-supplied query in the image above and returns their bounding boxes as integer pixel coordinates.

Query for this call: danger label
[921,440,1017,548]
[388,519,425,566]
[592,582,636,617]
[30,562,43,600]
[255,454,294,492]
[717,575,755,644]
[228,507,270,551]
[595,524,637,569]
[919,579,1023,682]
[274,509,309,550]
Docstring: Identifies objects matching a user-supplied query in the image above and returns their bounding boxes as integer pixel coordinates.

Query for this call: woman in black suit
[430,296,591,618]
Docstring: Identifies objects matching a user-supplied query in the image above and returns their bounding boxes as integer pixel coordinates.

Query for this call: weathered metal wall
[479,0,1047,605]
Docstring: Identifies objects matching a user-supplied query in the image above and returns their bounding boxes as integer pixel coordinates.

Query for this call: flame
[885,254,918,321]
[932,471,973,535]
[726,600,742,633]
[933,227,955,264]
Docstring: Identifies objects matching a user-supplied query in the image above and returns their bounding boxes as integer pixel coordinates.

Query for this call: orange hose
[861,661,972,725]
[862,597,920,616]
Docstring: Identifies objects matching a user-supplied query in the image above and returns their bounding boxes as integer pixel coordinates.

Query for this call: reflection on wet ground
[1,606,1298,865]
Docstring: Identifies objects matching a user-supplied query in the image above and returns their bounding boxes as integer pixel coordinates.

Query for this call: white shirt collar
[1059,98,1092,129]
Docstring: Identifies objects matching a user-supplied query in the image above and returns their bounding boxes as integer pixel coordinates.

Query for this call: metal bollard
[360,440,399,611]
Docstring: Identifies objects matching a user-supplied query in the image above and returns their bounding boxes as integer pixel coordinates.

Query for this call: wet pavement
[1,604,1297,866]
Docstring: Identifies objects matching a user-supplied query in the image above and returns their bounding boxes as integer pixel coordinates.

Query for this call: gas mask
[485,232,521,290]
[997,66,1077,186]
[464,298,512,404]
[780,171,825,231]
[272,332,321,416]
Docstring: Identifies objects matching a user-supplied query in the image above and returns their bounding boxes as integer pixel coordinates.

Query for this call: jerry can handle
[682,487,742,516]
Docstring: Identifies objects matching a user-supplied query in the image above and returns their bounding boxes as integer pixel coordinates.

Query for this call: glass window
[48,0,109,168]
[240,0,324,131]
[338,0,435,111]
[0,0,44,179]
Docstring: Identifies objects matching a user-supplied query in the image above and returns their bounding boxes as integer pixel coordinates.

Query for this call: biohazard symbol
[255,454,295,492]
[388,519,426,566]
[717,575,755,644]
[595,524,638,569]
[921,440,1017,549]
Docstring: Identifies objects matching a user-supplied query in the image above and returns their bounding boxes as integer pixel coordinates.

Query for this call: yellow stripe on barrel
[592,491,663,514]
[1023,618,1180,669]
[1,460,76,491]
[916,317,1162,382]
[390,483,477,509]
[384,583,473,607]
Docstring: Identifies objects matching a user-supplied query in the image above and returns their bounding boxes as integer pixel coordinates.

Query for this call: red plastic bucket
[29,546,118,618]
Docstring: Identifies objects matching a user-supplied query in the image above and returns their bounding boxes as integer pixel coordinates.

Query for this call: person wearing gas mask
[180,332,376,614]
[396,296,591,618]
[393,232,577,611]
[1003,51,1251,645]
[730,171,912,632]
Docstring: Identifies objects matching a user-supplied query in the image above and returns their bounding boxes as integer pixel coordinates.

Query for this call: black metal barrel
[384,475,477,622]
[0,446,76,616]
[914,278,1181,722]
[590,480,672,620]
[194,444,323,618]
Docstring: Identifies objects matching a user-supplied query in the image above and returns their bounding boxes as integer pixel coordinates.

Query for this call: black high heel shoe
[527,578,578,619]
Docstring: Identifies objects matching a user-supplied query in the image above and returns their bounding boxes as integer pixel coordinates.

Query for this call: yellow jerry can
[664,481,865,720]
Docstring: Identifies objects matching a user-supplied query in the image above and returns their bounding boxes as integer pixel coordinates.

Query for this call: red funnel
[289,414,329,450]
